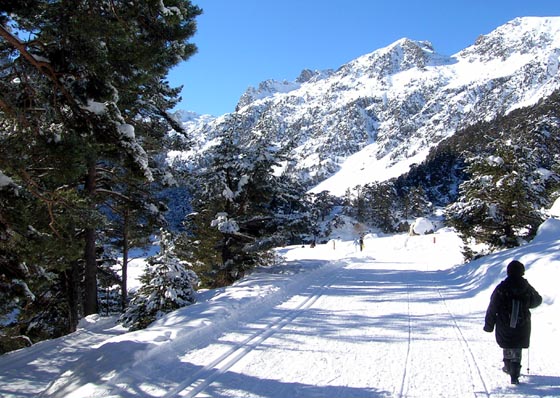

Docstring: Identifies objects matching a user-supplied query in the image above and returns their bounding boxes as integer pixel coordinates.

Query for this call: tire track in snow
[164,264,348,398]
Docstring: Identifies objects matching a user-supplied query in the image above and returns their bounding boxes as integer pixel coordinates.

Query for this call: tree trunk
[121,209,129,311]
[83,158,98,316]
[63,263,80,332]
[83,227,97,315]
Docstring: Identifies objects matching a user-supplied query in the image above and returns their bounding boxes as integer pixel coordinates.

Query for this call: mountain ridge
[172,16,560,196]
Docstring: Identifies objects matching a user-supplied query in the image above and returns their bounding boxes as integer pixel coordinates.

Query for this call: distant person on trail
[483,260,542,385]
[359,236,364,251]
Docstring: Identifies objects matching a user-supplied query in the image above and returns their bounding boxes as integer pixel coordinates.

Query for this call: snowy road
[3,228,559,398]
[156,256,491,398]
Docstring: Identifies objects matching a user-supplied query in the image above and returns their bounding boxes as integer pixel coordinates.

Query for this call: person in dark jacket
[484,260,542,384]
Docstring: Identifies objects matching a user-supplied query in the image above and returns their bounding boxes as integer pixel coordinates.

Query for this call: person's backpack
[504,288,531,328]
[509,298,521,328]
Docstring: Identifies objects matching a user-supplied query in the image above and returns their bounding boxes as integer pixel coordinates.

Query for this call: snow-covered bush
[120,231,199,331]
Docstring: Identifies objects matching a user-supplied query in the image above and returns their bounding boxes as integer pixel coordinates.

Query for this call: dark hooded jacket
[484,275,542,348]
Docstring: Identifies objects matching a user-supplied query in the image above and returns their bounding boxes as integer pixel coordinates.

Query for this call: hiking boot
[510,362,521,384]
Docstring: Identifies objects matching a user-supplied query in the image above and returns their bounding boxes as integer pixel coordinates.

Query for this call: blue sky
[168,0,560,116]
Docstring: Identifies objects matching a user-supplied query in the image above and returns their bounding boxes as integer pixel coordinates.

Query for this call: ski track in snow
[118,256,524,396]
[165,264,349,398]
[156,257,532,398]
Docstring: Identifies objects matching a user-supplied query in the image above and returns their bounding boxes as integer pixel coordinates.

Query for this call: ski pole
[527,348,530,374]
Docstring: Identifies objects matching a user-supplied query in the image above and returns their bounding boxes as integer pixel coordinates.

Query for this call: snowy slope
[176,17,560,196]
[1,217,559,397]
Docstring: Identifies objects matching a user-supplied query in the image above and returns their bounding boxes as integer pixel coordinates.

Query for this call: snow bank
[548,196,560,217]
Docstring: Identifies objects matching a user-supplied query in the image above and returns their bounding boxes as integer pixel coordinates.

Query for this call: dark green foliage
[177,208,224,288]
[305,191,342,242]
[0,1,201,344]
[446,120,559,248]
[343,182,399,233]
[401,186,433,219]
[395,145,466,206]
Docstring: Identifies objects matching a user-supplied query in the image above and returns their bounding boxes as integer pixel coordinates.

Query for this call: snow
[211,213,240,234]
[305,22,557,196]
[159,0,181,17]
[309,143,431,196]
[549,197,560,218]
[487,156,504,167]
[1,218,559,398]
[117,123,136,140]
[411,217,435,235]
[0,170,15,188]
[84,99,108,115]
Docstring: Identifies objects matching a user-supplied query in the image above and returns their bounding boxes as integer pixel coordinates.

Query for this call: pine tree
[100,167,167,311]
[0,1,201,339]
[120,230,198,331]
[405,186,433,218]
[363,181,398,233]
[185,115,309,287]
[178,206,224,288]
[447,144,545,248]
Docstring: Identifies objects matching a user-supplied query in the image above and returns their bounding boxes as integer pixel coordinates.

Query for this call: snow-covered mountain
[176,17,560,196]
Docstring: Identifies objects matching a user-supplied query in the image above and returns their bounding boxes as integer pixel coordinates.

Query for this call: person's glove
[483,324,494,333]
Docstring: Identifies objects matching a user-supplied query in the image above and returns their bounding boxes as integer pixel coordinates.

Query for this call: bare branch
[0,25,80,113]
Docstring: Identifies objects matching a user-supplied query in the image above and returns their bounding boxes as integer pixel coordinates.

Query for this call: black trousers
[503,348,522,363]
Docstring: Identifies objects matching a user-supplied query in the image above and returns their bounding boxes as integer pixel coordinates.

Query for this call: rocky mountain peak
[236,79,301,110]
[459,16,560,61]
[336,38,443,81]
[378,38,436,70]
[295,68,335,84]
[176,17,560,196]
